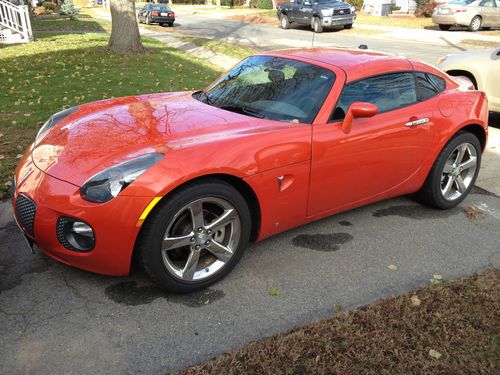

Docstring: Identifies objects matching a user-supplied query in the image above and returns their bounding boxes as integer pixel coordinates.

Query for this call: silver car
[432,0,500,31]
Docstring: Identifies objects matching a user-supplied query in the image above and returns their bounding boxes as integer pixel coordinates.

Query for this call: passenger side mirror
[341,102,378,134]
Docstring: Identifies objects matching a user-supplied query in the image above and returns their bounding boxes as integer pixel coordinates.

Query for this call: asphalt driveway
[1,188,499,374]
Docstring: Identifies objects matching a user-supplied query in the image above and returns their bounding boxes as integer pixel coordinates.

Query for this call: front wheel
[280,14,290,29]
[313,17,323,33]
[468,16,482,32]
[138,180,252,293]
[438,24,451,31]
[417,132,481,209]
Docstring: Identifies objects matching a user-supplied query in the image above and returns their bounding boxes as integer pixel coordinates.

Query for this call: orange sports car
[13,48,488,292]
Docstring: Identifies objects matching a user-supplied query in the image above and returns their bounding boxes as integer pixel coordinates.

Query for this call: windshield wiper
[219,105,265,119]
[194,90,212,105]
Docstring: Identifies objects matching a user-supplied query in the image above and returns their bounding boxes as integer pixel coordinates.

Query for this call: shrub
[249,0,273,9]
[42,1,54,10]
[59,0,78,19]
[347,0,363,11]
[415,0,437,17]
[33,5,47,15]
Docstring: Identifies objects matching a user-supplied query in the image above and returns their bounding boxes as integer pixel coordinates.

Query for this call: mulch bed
[176,269,499,374]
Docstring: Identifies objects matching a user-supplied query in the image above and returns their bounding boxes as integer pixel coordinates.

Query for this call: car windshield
[195,56,335,124]
[448,0,475,4]
[313,0,339,4]
[150,5,170,11]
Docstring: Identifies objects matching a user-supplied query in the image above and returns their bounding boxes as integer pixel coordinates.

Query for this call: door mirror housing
[341,102,378,134]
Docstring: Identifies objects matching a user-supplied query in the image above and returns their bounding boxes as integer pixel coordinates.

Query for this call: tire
[159,22,164,26]
[438,24,452,31]
[138,180,252,293]
[344,23,353,29]
[468,16,481,32]
[313,17,323,33]
[417,131,481,209]
[168,22,174,27]
[280,14,290,29]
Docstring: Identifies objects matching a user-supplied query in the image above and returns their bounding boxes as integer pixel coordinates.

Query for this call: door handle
[405,118,429,127]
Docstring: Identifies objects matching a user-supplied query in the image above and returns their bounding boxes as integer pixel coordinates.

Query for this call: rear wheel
[168,22,174,27]
[468,16,482,32]
[138,180,251,293]
[417,132,481,209]
[344,23,353,29]
[313,17,323,33]
[280,14,290,29]
[438,24,452,31]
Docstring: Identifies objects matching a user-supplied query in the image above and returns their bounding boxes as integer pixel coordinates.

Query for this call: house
[362,0,417,16]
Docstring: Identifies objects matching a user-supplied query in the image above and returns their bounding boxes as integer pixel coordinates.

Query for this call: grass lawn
[31,15,111,32]
[178,269,499,374]
[180,36,256,59]
[0,32,222,200]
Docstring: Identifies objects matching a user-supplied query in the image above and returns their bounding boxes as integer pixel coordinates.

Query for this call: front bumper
[12,152,154,276]
[322,14,355,27]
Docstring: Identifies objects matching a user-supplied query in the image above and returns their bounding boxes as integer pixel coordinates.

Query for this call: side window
[416,72,446,102]
[480,0,494,6]
[330,72,417,122]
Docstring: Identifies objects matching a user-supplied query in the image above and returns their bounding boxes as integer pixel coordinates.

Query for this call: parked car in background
[137,3,175,27]
[438,47,500,112]
[277,0,356,33]
[13,48,488,292]
[432,0,500,31]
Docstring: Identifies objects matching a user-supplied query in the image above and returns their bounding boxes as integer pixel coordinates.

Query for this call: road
[1,190,499,374]
[172,13,473,65]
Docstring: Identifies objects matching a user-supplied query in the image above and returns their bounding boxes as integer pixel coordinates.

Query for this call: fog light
[56,217,95,252]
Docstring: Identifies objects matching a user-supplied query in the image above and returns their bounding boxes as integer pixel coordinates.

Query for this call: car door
[478,0,496,25]
[298,0,314,24]
[307,71,435,216]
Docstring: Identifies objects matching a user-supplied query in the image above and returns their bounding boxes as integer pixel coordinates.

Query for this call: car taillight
[455,8,467,12]
[151,11,159,16]
[169,12,175,17]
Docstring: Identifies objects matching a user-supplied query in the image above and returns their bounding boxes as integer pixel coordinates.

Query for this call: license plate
[439,9,451,14]
[160,12,169,16]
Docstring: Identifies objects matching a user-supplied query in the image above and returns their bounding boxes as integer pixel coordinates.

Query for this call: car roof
[265,48,416,82]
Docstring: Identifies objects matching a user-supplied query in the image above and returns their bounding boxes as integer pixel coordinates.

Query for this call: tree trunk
[108,0,145,54]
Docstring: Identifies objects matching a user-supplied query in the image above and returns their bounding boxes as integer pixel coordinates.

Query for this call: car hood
[31,92,260,187]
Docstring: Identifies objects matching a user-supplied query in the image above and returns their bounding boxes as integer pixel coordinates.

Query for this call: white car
[432,0,500,32]
[438,47,500,112]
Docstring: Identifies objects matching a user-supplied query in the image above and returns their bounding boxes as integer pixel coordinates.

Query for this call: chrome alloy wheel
[440,142,477,201]
[161,197,241,281]
[281,16,287,28]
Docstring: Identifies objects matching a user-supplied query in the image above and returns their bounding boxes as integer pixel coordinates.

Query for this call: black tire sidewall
[421,132,481,209]
[280,14,290,29]
[139,181,252,293]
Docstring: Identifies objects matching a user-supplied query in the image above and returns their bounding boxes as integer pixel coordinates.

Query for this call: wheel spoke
[454,144,468,164]
[208,240,233,263]
[456,176,467,193]
[460,156,477,171]
[189,200,205,230]
[442,163,454,174]
[182,250,200,280]
[442,176,454,197]
[162,233,194,251]
[206,208,237,233]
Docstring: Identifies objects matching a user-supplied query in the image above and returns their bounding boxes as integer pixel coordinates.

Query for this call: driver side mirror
[341,102,378,134]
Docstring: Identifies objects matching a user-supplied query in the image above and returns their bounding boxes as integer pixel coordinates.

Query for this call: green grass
[180,36,256,59]
[31,16,111,32]
[0,33,222,200]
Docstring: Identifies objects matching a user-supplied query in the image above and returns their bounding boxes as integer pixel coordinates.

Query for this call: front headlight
[35,106,80,144]
[81,153,164,203]
[350,5,355,13]
[321,9,333,16]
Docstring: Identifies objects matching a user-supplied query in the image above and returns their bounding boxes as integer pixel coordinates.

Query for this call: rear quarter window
[416,72,446,102]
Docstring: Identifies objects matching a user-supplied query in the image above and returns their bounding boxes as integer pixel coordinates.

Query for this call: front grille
[15,194,37,236]
[333,8,351,16]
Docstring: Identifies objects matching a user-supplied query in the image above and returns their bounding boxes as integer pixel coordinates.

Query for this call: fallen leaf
[410,295,421,306]
[16,154,23,159]
[267,288,280,297]
[465,205,486,220]
[388,264,398,271]
[433,274,442,280]
[428,349,442,359]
